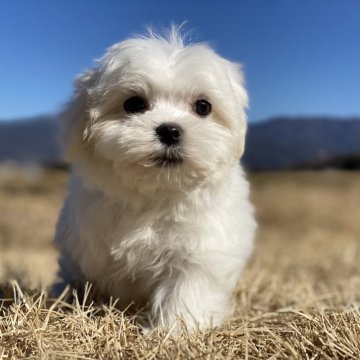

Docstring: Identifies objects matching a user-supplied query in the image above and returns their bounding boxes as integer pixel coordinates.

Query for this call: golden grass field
[0,168,360,359]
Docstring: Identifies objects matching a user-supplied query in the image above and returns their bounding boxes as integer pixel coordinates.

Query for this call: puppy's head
[62,29,248,197]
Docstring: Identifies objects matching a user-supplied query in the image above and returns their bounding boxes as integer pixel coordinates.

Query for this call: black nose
[155,123,183,146]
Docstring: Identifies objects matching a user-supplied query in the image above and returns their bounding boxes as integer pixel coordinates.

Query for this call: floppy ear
[223,60,249,158]
[59,70,97,161]
[224,60,249,113]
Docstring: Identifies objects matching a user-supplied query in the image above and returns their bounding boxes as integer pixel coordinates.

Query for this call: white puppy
[55,28,256,331]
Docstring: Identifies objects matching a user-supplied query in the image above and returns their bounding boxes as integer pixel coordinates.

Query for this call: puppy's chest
[98,208,194,274]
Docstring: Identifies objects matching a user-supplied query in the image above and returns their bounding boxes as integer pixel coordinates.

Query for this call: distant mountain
[242,117,360,170]
[0,115,360,170]
[0,116,60,165]
[301,154,360,170]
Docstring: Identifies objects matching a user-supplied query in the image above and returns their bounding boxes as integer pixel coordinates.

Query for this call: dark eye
[194,99,212,116]
[123,96,149,114]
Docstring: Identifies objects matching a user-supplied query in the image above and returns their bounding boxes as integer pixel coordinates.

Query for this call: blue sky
[1,0,359,122]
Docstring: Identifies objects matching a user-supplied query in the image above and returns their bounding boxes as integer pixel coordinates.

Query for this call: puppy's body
[55,29,256,330]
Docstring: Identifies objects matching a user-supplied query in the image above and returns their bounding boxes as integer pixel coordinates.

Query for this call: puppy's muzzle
[156,123,182,146]
[154,123,183,166]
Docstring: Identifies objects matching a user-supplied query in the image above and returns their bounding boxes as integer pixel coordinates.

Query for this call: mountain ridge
[244,116,360,170]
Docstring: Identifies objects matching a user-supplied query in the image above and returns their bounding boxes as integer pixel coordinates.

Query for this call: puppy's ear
[223,60,249,158]
[224,60,249,112]
[60,69,98,161]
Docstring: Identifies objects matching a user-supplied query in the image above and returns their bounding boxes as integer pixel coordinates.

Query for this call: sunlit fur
[55,28,256,332]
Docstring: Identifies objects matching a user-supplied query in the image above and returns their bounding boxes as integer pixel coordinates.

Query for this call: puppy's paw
[140,324,152,336]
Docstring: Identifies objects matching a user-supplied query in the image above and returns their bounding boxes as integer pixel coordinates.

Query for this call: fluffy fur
[54,28,256,331]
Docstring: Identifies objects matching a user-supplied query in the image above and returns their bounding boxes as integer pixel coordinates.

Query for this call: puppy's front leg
[150,268,233,331]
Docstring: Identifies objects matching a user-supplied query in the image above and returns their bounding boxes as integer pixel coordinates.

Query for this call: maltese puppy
[54,28,256,331]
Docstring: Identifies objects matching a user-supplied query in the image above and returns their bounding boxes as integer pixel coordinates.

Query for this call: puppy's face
[62,34,248,195]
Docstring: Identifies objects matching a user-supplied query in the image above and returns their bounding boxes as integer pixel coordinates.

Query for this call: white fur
[54,28,256,331]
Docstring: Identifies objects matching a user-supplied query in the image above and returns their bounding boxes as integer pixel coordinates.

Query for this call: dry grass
[1,168,360,358]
